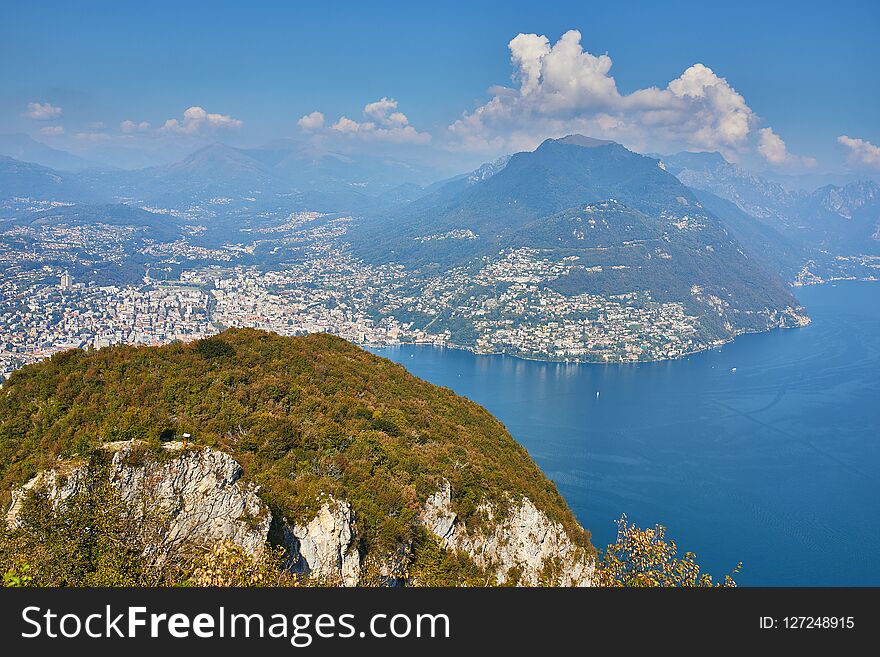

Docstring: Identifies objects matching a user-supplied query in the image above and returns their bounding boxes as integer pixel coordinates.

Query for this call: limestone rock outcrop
[7,441,270,556]
[279,499,361,586]
[6,441,361,584]
[420,480,595,586]
[7,445,594,586]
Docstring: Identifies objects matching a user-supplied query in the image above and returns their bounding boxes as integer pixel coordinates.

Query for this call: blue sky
[1,0,878,174]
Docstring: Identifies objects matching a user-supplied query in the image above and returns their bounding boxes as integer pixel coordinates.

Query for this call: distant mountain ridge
[0,137,439,215]
[662,150,880,256]
[0,133,89,172]
[661,151,798,221]
[0,155,87,200]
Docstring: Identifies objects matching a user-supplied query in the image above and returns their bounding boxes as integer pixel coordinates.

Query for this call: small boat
[730,367,737,373]
[596,391,600,399]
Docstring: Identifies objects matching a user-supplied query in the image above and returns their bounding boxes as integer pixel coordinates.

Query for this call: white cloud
[159,106,243,134]
[23,102,63,120]
[665,64,752,148]
[297,111,325,131]
[39,125,64,136]
[447,29,801,163]
[304,98,431,144]
[120,119,151,133]
[758,127,816,168]
[74,132,111,142]
[838,135,880,169]
[363,98,409,127]
[331,116,363,133]
[757,127,787,164]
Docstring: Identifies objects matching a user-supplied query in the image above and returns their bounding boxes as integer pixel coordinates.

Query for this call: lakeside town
[1,203,876,381]
[0,207,713,378]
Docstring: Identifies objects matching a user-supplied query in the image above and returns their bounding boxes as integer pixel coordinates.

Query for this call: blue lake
[372,281,880,586]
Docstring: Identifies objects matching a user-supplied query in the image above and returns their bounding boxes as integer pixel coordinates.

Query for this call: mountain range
[0,155,89,201]
[2,132,879,360]
[5,135,876,256]
[1,138,438,215]
[662,150,880,257]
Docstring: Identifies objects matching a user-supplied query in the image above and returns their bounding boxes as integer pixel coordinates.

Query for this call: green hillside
[518,200,795,315]
[0,329,592,570]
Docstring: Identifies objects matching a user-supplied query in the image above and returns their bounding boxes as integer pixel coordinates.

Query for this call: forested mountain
[347,135,807,346]
[0,330,595,586]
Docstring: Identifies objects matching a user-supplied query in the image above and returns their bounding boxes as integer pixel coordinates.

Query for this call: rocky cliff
[278,498,361,586]
[7,441,270,557]
[6,441,362,584]
[420,480,594,586]
[7,442,594,586]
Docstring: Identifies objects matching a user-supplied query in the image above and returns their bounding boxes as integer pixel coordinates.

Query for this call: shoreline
[370,278,880,367]
[368,312,813,367]
[369,323,799,367]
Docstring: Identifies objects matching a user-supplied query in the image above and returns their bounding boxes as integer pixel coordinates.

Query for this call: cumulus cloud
[120,119,151,133]
[23,102,63,120]
[39,125,64,136]
[302,98,431,144]
[838,135,880,169]
[331,116,362,133]
[447,29,800,163]
[363,98,410,127]
[159,106,243,134]
[297,111,325,131]
[758,127,816,168]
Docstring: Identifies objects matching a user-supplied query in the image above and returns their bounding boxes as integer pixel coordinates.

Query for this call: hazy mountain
[371,182,428,208]
[0,133,89,172]
[689,187,810,279]
[793,181,880,254]
[662,151,880,255]
[465,154,512,184]
[135,143,286,201]
[761,170,872,193]
[25,202,179,237]
[0,155,87,200]
[68,142,434,214]
[0,135,457,218]
[661,151,800,221]
[246,139,436,193]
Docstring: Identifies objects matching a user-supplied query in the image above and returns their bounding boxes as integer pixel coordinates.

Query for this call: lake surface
[372,281,880,586]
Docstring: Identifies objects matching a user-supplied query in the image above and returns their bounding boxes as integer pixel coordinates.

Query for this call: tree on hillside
[595,514,741,587]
